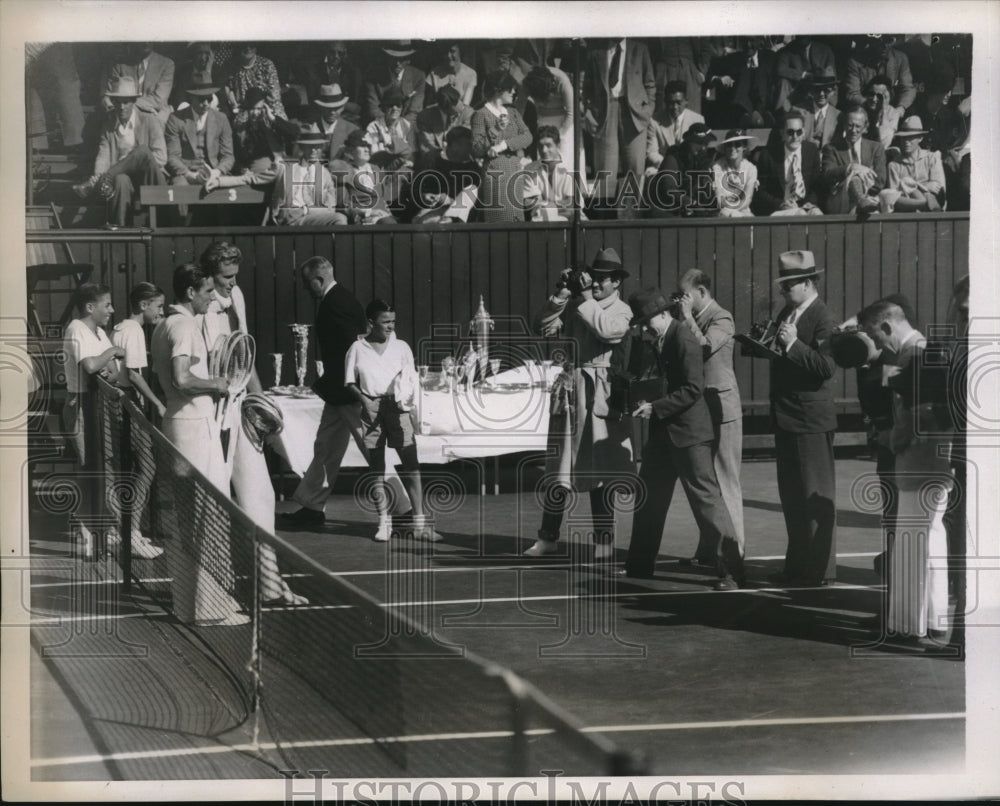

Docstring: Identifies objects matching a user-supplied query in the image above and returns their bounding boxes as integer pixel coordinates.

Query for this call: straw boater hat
[628,288,671,328]
[383,40,416,58]
[893,115,929,139]
[682,122,717,144]
[717,128,755,149]
[776,250,824,284]
[295,124,328,147]
[314,83,349,109]
[106,76,141,99]
[186,80,221,96]
[588,247,630,279]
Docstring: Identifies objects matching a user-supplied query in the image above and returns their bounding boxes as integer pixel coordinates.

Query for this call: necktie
[673,113,682,142]
[609,44,622,89]
[792,152,805,199]
[787,309,798,326]
[814,110,824,142]
[137,61,146,94]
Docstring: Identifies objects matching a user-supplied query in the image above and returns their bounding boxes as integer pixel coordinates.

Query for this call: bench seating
[139,184,269,227]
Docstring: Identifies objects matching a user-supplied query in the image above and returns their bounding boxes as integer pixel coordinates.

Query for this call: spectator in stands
[581,38,656,214]
[862,75,901,150]
[366,41,426,126]
[302,41,365,125]
[523,125,583,222]
[171,42,219,111]
[909,74,969,211]
[270,126,347,226]
[877,116,946,213]
[845,36,915,117]
[653,37,710,115]
[425,42,477,107]
[164,82,235,201]
[711,129,757,217]
[898,35,958,97]
[704,36,776,129]
[331,129,396,225]
[821,105,886,215]
[774,35,838,112]
[415,85,473,169]
[102,42,175,125]
[26,43,85,156]
[407,125,480,224]
[365,87,417,168]
[643,121,717,218]
[521,65,577,168]
[73,77,167,229]
[753,111,822,217]
[308,83,359,163]
[799,76,841,150]
[225,43,285,119]
[471,70,533,223]
[230,86,297,186]
[645,80,705,175]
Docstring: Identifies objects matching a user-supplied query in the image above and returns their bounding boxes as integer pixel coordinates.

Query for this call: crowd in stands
[27,35,972,228]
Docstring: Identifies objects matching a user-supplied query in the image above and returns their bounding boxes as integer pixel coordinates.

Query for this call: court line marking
[29,711,965,768]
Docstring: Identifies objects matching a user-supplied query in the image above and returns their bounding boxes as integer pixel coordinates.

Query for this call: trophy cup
[290,324,312,389]
[470,295,495,387]
[271,353,283,389]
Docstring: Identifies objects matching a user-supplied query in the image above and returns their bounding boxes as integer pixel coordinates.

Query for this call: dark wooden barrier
[27,213,968,414]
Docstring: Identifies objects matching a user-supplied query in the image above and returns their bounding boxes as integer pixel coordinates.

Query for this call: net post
[120,400,133,593]
[487,665,532,776]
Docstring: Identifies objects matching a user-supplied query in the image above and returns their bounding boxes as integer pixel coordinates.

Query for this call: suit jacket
[94,109,167,175]
[271,160,338,221]
[820,136,887,213]
[708,49,776,121]
[845,48,916,111]
[768,297,838,434]
[774,41,837,109]
[679,301,741,424]
[645,108,705,167]
[647,318,714,449]
[164,107,234,176]
[751,140,821,215]
[105,51,175,117]
[582,39,655,138]
[312,283,367,406]
[799,103,841,149]
[366,65,426,125]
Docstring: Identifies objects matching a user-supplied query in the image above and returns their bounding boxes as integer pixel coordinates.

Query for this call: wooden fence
[27,213,968,414]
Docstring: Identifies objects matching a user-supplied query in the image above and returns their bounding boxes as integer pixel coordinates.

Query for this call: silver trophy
[290,324,311,389]
[271,353,283,389]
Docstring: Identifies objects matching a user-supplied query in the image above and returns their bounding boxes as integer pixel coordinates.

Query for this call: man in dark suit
[774,36,838,112]
[164,82,235,190]
[621,288,744,590]
[752,111,823,216]
[581,38,656,212]
[643,122,717,218]
[280,256,367,528]
[798,75,842,149]
[704,37,776,129]
[821,105,887,214]
[365,41,426,126]
[755,251,839,587]
[311,84,360,162]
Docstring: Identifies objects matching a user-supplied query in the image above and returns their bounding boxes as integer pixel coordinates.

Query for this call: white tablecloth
[266,365,562,476]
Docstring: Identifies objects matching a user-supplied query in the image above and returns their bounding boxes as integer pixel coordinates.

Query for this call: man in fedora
[621,287,744,590]
[102,42,175,125]
[527,248,635,559]
[303,42,365,125]
[74,76,167,229]
[799,75,842,149]
[311,83,359,162]
[753,250,839,587]
[366,41,426,126]
[164,81,235,198]
[643,122,717,218]
[877,116,946,213]
[271,125,347,226]
[752,110,823,216]
[820,104,886,215]
[415,85,473,169]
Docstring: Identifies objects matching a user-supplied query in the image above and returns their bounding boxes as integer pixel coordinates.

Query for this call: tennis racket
[210,331,256,458]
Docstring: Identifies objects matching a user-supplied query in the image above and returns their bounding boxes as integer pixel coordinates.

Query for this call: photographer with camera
[526,248,635,559]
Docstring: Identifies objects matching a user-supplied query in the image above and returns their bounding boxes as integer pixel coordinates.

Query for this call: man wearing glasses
[751,251,839,587]
[800,76,841,149]
[820,104,886,214]
[751,111,822,216]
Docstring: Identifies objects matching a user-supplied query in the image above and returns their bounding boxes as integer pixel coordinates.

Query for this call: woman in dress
[471,70,533,223]
[711,129,757,217]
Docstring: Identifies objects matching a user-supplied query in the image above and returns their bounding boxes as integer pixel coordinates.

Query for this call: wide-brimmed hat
[683,122,716,144]
[807,74,838,89]
[383,40,416,58]
[588,247,630,279]
[380,87,406,109]
[628,288,671,327]
[106,76,141,99]
[344,129,370,150]
[295,124,328,146]
[717,128,755,148]
[776,250,824,283]
[893,115,928,139]
[186,81,221,97]
[314,83,349,108]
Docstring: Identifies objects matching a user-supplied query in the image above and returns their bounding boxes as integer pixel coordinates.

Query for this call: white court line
[30,712,964,769]
[30,610,173,625]
[30,578,172,589]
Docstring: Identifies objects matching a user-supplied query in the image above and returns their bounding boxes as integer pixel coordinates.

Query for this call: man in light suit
[164,82,235,191]
[102,42,175,124]
[620,288,744,590]
[74,76,166,228]
[645,80,705,175]
[798,76,841,149]
[311,84,359,162]
[365,41,426,126]
[523,125,584,222]
[821,105,886,214]
[676,269,745,565]
[582,38,656,212]
[749,251,839,587]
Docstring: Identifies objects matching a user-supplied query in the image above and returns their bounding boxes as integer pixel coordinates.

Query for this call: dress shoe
[523,539,560,557]
[277,507,325,528]
[713,576,739,591]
